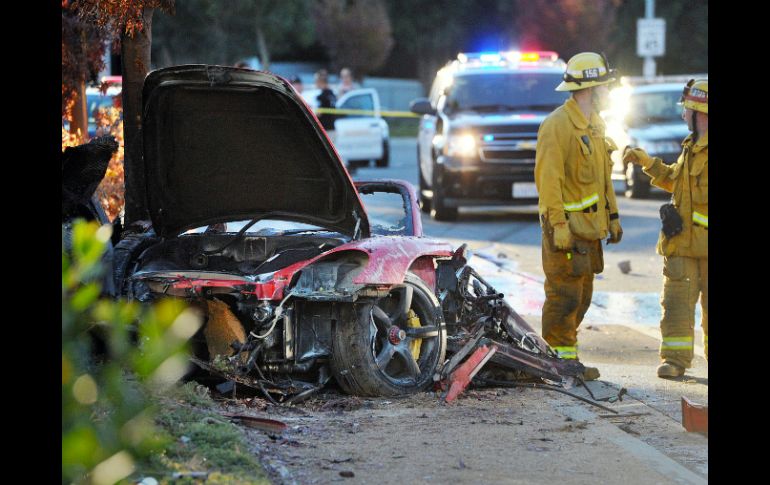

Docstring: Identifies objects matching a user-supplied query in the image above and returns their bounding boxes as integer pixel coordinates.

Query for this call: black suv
[410,51,569,220]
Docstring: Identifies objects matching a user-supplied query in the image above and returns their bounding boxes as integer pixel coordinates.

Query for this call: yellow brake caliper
[406,309,422,360]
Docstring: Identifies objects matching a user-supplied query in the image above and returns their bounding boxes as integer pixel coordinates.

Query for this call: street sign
[637,18,666,57]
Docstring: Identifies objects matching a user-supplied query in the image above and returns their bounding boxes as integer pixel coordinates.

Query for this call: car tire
[625,163,651,199]
[348,160,368,170]
[112,233,159,296]
[375,139,389,168]
[330,272,446,397]
[430,163,458,221]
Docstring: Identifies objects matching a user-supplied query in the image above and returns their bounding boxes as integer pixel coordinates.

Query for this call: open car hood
[141,65,369,238]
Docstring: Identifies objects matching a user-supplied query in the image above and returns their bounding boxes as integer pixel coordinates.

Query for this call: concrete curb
[557,404,707,484]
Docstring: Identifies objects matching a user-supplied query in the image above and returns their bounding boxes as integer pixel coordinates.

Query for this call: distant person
[234,61,250,69]
[623,79,708,378]
[290,75,304,94]
[314,69,337,141]
[336,67,359,97]
[534,52,623,381]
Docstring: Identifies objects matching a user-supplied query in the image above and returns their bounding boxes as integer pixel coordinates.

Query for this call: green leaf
[71,283,102,312]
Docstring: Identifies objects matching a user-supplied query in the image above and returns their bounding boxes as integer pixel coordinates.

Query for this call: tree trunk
[70,80,89,142]
[121,8,155,225]
[70,30,89,141]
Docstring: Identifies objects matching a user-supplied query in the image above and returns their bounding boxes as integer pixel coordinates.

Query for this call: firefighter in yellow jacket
[535,52,623,380]
[624,79,708,378]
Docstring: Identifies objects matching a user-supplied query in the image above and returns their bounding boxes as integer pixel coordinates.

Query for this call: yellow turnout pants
[541,231,603,359]
[659,256,708,368]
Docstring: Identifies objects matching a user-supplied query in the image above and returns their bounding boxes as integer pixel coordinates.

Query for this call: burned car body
[115,65,582,402]
[115,66,456,398]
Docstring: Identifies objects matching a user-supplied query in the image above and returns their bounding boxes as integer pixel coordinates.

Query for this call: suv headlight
[445,133,478,158]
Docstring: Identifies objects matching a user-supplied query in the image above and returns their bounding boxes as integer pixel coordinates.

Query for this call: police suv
[410,51,570,220]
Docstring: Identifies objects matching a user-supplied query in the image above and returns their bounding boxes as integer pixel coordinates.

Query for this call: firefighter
[535,52,623,381]
[623,79,708,378]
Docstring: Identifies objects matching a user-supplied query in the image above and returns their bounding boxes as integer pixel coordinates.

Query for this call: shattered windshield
[444,72,568,114]
[186,219,331,235]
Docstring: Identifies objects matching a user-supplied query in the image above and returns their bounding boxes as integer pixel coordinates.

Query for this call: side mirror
[410,98,436,116]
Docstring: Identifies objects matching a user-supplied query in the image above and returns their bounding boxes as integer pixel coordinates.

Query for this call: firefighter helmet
[556,52,617,92]
[679,78,708,114]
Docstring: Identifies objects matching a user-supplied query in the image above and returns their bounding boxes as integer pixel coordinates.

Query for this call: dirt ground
[210,317,707,485]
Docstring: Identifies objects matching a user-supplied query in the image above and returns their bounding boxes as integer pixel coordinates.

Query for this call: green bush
[62,220,202,485]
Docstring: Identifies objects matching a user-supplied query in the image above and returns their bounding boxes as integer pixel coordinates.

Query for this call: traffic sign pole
[638,0,666,79]
[644,0,655,78]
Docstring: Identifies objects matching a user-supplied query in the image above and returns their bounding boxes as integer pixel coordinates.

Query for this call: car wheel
[430,163,458,221]
[418,149,432,213]
[330,272,446,397]
[625,163,650,199]
[348,160,367,171]
[375,139,389,168]
[112,233,159,296]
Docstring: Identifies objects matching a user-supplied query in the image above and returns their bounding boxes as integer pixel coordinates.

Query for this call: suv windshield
[444,72,568,114]
[626,90,682,128]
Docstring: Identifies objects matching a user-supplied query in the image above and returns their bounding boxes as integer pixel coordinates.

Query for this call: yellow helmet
[555,52,617,92]
[679,78,708,114]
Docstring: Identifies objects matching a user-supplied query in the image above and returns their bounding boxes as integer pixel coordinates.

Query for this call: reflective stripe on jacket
[535,97,619,241]
[643,131,708,258]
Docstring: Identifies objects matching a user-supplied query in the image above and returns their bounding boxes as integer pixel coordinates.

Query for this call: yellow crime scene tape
[315,107,419,118]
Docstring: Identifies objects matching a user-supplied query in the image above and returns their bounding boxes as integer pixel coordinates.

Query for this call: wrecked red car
[113,65,457,398]
[113,65,584,403]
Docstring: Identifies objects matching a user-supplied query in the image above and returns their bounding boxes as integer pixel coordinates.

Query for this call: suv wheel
[330,273,446,396]
[625,163,650,199]
[430,163,458,221]
[375,139,389,168]
[418,148,432,213]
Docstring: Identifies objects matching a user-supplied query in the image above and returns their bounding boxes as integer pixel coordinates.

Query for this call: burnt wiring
[250,290,296,339]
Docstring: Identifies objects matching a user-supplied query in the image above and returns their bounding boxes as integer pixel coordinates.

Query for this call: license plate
[512,182,538,198]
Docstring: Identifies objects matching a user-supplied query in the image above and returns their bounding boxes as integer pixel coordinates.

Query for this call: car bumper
[436,155,538,206]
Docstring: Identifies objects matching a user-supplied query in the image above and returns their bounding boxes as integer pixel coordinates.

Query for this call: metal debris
[681,397,708,435]
[220,413,288,433]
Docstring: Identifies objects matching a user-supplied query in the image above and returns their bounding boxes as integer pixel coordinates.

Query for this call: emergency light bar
[457,50,560,65]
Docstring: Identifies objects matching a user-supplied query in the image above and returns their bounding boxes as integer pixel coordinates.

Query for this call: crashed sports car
[112,65,584,402]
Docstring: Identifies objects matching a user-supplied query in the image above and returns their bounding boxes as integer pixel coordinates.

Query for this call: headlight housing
[445,133,478,158]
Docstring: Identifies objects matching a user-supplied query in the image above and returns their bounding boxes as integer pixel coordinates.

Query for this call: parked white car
[302,88,390,169]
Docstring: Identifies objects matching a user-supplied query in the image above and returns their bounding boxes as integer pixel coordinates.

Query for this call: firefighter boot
[657,362,685,378]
